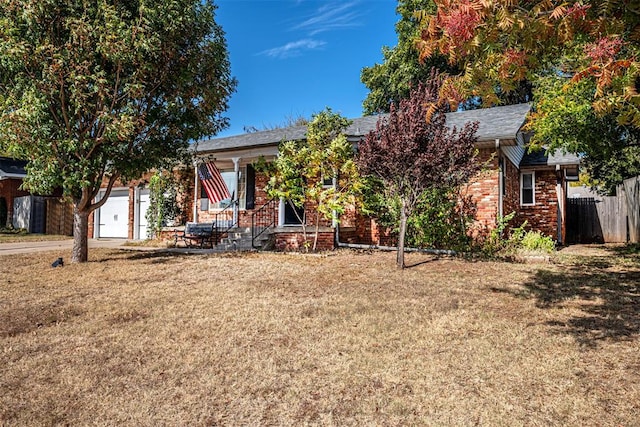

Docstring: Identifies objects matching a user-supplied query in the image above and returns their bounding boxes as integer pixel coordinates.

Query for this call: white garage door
[137,190,150,239]
[98,190,129,238]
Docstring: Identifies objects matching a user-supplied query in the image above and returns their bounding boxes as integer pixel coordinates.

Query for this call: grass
[1,247,638,426]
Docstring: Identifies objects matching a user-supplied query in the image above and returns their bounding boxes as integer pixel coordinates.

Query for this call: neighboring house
[0,157,73,234]
[0,157,30,229]
[191,103,580,249]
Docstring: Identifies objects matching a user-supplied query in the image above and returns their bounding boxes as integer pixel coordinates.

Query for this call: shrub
[520,230,556,253]
[145,172,181,239]
[482,212,556,256]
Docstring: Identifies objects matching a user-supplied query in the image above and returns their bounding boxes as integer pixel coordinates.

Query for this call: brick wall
[517,169,558,239]
[340,213,396,247]
[274,229,334,251]
[346,148,567,246]
[503,156,520,219]
[462,148,500,237]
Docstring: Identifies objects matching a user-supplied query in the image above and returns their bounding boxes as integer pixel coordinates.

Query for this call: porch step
[213,226,271,252]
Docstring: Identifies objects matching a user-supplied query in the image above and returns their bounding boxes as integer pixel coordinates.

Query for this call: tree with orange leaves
[417,0,640,191]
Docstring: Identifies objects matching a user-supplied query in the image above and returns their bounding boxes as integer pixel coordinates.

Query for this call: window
[201,167,246,210]
[322,174,335,188]
[521,171,535,206]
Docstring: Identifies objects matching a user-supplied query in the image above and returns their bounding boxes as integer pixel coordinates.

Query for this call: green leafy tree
[0,0,236,262]
[417,0,640,187]
[530,76,640,194]
[357,73,480,268]
[361,0,453,114]
[260,108,362,251]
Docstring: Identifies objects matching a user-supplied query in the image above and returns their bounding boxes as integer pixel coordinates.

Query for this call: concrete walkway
[0,238,127,256]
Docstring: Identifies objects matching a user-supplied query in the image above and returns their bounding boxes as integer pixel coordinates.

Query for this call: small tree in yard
[261,108,361,251]
[357,72,480,268]
[145,171,182,239]
[0,0,236,262]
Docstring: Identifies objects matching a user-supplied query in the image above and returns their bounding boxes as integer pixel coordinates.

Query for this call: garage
[97,189,129,238]
[136,189,150,239]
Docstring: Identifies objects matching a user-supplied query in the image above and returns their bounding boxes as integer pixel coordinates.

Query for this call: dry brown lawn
[1,246,638,426]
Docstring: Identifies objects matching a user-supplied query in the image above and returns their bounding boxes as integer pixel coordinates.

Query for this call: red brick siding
[274,230,334,251]
[341,213,396,247]
[517,169,558,239]
[462,148,499,237]
[503,156,520,219]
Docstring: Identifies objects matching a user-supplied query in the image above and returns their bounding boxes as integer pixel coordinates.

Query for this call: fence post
[624,176,640,243]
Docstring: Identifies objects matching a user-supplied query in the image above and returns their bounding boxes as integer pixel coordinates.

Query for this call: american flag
[198,162,231,203]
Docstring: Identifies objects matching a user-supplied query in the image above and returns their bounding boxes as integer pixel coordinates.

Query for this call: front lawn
[1,248,638,425]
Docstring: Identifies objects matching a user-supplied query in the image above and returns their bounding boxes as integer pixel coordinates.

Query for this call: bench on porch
[174,222,215,248]
[173,220,235,248]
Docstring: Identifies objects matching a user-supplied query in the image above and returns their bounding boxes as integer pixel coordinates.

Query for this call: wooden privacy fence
[46,198,74,236]
[625,176,640,243]
[567,177,640,244]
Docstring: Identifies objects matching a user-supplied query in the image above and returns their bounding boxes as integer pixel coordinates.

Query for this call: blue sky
[215,0,398,137]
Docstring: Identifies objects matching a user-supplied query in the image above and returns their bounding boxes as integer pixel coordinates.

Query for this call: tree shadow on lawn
[92,249,194,264]
[492,264,640,347]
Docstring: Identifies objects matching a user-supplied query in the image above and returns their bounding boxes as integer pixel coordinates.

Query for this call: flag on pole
[198,162,231,203]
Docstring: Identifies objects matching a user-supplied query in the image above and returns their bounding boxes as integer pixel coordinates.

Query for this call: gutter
[496,139,503,219]
[0,173,27,180]
[335,225,457,256]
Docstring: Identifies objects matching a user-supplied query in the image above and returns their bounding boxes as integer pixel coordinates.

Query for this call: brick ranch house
[86,103,579,248]
[182,103,580,250]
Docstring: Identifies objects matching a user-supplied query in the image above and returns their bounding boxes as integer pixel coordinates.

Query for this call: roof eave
[0,172,26,179]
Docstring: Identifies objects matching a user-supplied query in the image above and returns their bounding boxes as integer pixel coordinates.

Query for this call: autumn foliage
[417,0,640,126]
[357,72,480,268]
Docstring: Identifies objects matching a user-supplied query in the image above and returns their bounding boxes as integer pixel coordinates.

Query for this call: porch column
[193,160,199,223]
[232,157,240,226]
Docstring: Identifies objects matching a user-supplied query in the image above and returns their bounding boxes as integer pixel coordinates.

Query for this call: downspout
[496,139,503,219]
[555,164,563,244]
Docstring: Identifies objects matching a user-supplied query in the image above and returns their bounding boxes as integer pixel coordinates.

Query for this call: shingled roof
[195,103,532,154]
[0,157,27,179]
[520,148,580,167]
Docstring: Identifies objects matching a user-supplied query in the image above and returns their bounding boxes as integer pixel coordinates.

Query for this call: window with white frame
[201,167,246,210]
[520,171,535,206]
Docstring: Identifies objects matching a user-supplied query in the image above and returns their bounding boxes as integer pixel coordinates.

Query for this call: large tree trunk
[397,199,407,269]
[72,204,90,263]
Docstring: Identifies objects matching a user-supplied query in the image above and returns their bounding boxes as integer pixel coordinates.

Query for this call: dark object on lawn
[51,257,64,268]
